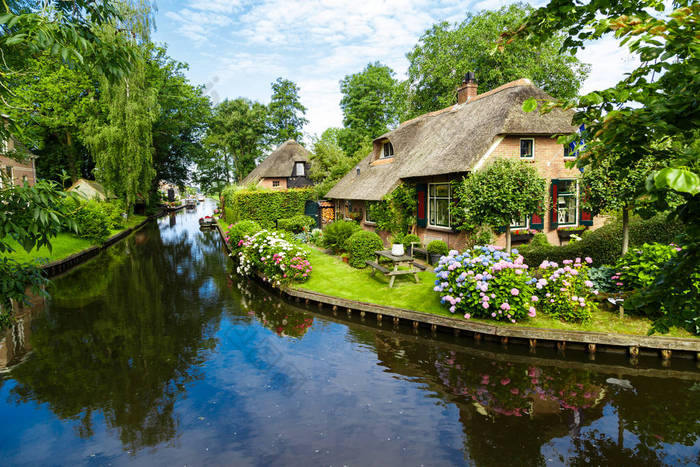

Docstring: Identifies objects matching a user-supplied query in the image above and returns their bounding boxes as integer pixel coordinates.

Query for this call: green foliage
[340,62,400,142]
[223,187,314,230]
[403,4,589,118]
[587,266,618,294]
[0,257,48,327]
[426,240,448,256]
[266,77,308,146]
[401,234,421,248]
[452,159,545,250]
[615,243,678,292]
[278,215,315,234]
[368,184,417,234]
[198,98,267,192]
[100,200,126,230]
[345,230,383,268]
[520,214,685,267]
[535,258,597,322]
[530,232,549,247]
[60,198,111,243]
[235,230,312,285]
[309,128,365,197]
[224,220,262,249]
[322,220,360,254]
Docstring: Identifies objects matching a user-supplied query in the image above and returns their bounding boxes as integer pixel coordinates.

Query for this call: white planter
[391,243,405,256]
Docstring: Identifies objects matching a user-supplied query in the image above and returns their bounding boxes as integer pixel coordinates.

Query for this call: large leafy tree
[308,128,364,197]
[452,159,546,253]
[196,98,267,192]
[146,45,211,191]
[403,3,590,118]
[339,62,400,146]
[507,0,699,332]
[266,77,307,145]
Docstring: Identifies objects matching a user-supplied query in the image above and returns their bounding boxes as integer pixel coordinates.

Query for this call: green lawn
[297,248,695,339]
[2,215,147,263]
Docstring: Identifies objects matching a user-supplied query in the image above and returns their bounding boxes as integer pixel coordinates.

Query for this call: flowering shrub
[433,246,537,323]
[225,220,262,248]
[535,257,598,322]
[234,230,311,286]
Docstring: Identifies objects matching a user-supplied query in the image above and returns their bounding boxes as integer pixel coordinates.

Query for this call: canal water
[1,202,698,466]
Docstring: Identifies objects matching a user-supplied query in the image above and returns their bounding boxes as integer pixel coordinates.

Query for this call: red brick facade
[0,137,36,187]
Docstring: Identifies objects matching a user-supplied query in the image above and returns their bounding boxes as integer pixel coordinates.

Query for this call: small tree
[453,159,545,253]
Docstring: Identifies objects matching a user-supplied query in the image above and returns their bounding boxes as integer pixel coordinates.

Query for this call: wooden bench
[366,260,390,275]
[412,261,428,271]
[410,242,428,259]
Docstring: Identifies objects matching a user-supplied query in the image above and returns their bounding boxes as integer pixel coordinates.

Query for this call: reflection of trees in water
[365,331,698,466]
[9,223,229,453]
[567,429,662,466]
[234,277,314,339]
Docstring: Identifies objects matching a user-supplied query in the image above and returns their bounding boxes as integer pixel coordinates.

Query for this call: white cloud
[577,36,639,94]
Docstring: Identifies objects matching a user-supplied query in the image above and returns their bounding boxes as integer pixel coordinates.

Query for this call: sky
[151,0,639,141]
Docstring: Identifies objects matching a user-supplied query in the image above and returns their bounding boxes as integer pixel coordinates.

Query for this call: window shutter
[550,179,559,229]
[579,185,594,226]
[416,183,427,228]
[530,210,544,230]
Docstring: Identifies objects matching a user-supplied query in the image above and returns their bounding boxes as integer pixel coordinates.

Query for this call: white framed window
[557,179,579,226]
[272,180,280,188]
[510,215,529,229]
[520,138,534,159]
[1,166,13,188]
[1,138,8,153]
[382,141,394,158]
[428,183,451,228]
[295,162,305,177]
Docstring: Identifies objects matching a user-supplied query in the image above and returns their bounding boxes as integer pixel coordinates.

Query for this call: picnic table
[366,250,422,288]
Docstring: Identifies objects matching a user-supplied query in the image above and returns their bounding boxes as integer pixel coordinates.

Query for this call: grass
[2,215,147,263]
[296,248,696,339]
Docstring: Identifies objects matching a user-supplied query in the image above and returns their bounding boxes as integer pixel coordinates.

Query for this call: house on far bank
[67,178,109,201]
[241,140,313,189]
[326,75,604,249]
[0,133,37,188]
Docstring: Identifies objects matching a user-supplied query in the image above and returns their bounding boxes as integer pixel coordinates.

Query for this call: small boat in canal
[185,198,197,209]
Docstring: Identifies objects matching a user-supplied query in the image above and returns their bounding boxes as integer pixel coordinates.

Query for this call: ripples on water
[0,202,698,466]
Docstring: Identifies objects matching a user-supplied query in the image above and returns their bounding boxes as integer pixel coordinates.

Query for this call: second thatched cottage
[326,75,603,249]
[242,140,313,189]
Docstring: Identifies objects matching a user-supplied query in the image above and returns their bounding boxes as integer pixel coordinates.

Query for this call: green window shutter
[416,183,427,228]
[550,179,560,229]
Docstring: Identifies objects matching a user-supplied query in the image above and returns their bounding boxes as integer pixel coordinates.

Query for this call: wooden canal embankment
[216,224,700,362]
[42,211,165,278]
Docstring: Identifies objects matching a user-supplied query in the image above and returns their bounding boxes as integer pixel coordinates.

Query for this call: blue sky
[151,0,637,141]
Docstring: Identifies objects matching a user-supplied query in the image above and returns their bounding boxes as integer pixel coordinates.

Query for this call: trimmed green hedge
[278,215,316,233]
[519,214,684,267]
[222,187,314,229]
[345,230,383,268]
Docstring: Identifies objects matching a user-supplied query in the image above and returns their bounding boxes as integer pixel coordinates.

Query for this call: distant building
[0,134,37,188]
[241,140,314,189]
[66,178,109,201]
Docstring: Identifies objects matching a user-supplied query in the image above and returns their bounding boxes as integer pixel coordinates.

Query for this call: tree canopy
[266,77,308,146]
[403,3,590,118]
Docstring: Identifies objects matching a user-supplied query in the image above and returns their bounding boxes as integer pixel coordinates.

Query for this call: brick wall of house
[258,177,287,189]
[0,152,36,187]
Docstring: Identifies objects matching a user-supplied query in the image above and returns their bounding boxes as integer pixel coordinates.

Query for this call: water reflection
[0,203,697,465]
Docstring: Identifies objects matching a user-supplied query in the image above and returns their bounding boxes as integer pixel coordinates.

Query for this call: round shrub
[614,243,678,291]
[100,200,126,230]
[401,234,421,247]
[278,215,315,233]
[322,220,360,254]
[530,233,550,247]
[534,257,598,322]
[59,198,110,243]
[433,246,537,323]
[345,230,383,268]
[226,220,262,249]
[235,230,311,285]
[427,240,448,256]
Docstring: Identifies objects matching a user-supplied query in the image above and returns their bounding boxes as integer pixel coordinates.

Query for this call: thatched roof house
[67,178,109,201]
[326,77,600,249]
[242,140,313,189]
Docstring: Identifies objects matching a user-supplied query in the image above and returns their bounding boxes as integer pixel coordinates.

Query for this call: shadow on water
[0,201,698,465]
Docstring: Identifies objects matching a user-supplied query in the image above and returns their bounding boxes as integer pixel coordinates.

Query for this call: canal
[1,202,698,466]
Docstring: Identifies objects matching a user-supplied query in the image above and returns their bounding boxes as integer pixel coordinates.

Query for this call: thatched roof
[326,79,576,201]
[241,140,311,185]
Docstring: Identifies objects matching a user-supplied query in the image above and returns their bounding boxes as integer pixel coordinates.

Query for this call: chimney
[457,71,478,104]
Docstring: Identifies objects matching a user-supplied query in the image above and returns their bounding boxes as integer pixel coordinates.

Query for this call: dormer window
[295,162,305,177]
[382,141,394,158]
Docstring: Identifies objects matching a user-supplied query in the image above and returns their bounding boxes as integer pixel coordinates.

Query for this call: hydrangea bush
[534,257,598,322]
[234,230,312,286]
[433,246,538,323]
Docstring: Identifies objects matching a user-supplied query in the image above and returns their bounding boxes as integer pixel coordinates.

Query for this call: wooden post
[529,339,536,351]
[430,324,437,333]
[412,321,419,329]
[332,305,337,311]
[474,333,482,341]
[346,308,352,317]
[557,341,566,352]
[393,317,400,325]
[317,301,323,309]
[500,337,508,346]
[377,314,382,322]
[661,349,672,361]
[454,329,460,337]
[629,346,639,358]
[360,311,366,318]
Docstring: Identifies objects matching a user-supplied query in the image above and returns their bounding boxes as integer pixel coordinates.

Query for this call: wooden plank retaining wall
[215,225,700,361]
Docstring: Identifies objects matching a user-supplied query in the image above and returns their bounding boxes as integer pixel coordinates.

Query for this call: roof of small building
[325,79,576,201]
[241,140,311,185]
[67,178,108,197]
